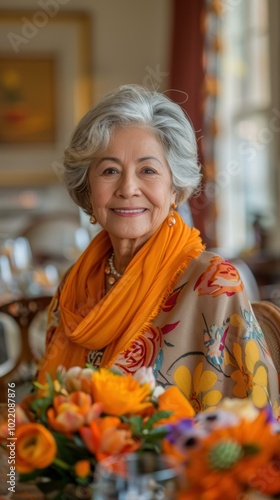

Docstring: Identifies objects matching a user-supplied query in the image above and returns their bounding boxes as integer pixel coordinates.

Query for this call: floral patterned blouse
[46,251,280,414]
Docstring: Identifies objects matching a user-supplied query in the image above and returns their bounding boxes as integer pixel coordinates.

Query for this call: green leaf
[53,432,93,464]
[145,410,172,430]
[46,373,55,393]
[145,427,169,439]
[122,415,143,435]
[32,381,48,390]
[30,396,53,425]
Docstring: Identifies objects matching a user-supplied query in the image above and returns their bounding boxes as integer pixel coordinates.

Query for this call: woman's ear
[171,189,178,206]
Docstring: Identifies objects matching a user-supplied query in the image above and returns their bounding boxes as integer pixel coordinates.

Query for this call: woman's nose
[116,172,141,198]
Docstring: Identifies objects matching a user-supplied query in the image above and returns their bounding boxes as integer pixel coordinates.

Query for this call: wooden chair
[251,300,280,376]
[0,295,52,402]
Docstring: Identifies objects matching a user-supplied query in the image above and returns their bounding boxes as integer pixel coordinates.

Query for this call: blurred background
[1,0,280,395]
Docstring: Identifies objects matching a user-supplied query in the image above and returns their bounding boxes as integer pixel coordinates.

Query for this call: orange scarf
[38,212,204,383]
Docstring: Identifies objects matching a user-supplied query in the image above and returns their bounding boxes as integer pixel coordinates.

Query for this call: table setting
[0,236,59,304]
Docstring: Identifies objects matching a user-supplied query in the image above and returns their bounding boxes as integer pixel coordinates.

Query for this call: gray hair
[63,84,202,215]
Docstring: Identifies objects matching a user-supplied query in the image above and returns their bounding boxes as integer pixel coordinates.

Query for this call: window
[216,0,274,254]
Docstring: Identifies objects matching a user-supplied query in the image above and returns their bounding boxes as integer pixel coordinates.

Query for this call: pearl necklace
[105,252,123,286]
[108,253,123,278]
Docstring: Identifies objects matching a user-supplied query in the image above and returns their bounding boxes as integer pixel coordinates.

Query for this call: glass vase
[94,452,180,500]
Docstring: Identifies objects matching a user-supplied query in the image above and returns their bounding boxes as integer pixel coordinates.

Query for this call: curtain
[169,0,220,248]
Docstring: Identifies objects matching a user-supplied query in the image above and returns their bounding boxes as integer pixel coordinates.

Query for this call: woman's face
[88,126,176,248]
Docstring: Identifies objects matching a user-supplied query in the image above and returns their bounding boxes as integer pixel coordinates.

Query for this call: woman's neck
[109,238,143,275]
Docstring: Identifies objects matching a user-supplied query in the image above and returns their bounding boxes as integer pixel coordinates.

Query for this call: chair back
[251,300,280,376]
[0,295,51,402]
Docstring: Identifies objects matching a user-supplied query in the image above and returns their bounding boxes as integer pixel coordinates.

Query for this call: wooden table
[11,482,92,499]
[12,483,44,499]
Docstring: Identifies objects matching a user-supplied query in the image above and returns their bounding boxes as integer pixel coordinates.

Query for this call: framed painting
[0,55,56,143]
[0,11,92,186]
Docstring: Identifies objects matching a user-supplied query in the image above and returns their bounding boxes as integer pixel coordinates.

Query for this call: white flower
[195,409,240,432]
[64,366,83,392]
[133,367,156,390]
[64,366,95,393]
[152,385,165,399]
[218,398,259,421]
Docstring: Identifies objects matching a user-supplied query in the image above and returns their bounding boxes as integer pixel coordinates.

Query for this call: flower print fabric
[114,251,278,413]
[45,251,280,414]
[148,251,279,413]
[193,256,244,297]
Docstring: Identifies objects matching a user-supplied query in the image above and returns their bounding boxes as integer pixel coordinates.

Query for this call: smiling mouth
[112,208,146,214]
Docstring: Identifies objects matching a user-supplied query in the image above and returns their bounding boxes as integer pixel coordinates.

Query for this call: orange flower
[91,369,153,416]
[162,437,187,463]
[61,391,92,415]
[47,406,84,434]
[181,411,278,500]
[158,386,195,424]
[16,423,57,473]
[80,416,139,461]
[245,421,280,495]
[75,460,91,478]
[248,453,280,495]
[47,391,94,433]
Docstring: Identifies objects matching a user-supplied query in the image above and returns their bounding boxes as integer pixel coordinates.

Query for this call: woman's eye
[102,167,118,175]
[142,167,157,174]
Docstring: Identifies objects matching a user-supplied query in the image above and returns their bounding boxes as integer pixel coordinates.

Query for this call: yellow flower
[16,423,57,473]
[230,313,244,329]
[231,341,269,407]
[38,379,67,398]
[91,369,153,415]
[174,362,222,413]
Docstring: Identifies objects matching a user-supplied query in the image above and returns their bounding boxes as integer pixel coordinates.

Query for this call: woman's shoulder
[187,250,259,302]
[184,249,232,277]
[179,249,247,299]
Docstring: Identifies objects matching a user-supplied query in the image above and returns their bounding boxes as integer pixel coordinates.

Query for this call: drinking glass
[94,452,180,500]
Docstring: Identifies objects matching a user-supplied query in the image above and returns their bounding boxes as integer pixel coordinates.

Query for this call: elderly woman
[37,84,279,413]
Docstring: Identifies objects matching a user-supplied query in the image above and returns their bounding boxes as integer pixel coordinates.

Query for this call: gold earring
[167,203,177,227]
[89,214,97,224]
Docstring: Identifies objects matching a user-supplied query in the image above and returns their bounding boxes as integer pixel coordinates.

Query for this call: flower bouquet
[3,364,280,500]
[11,366,193,499]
